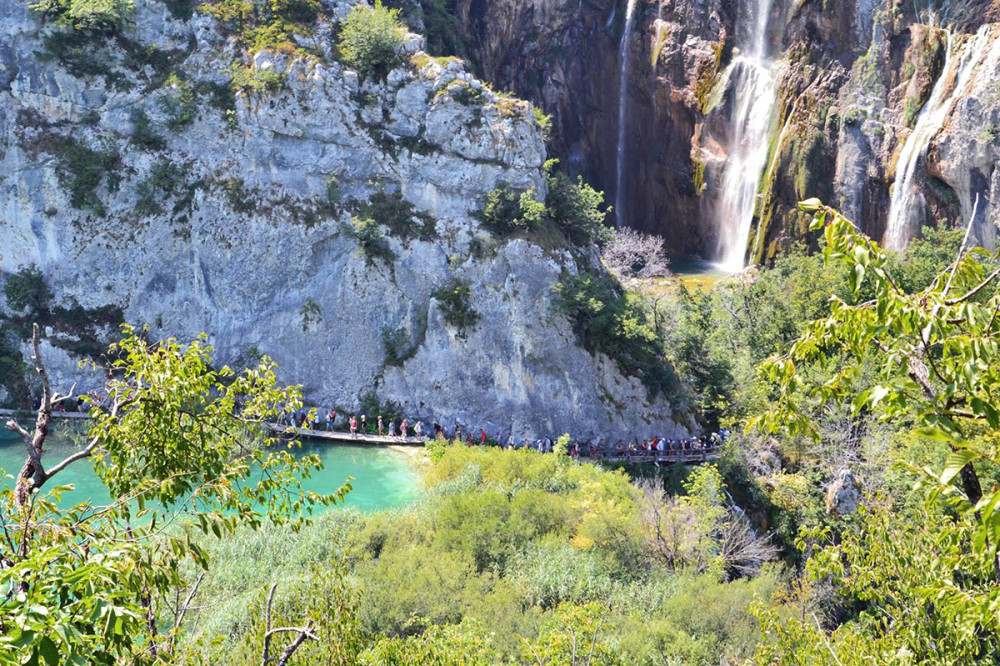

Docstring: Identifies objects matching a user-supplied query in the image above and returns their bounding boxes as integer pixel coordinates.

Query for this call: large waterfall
[713,0,777,271]
[884,26,991,251]
[614,0,639,230]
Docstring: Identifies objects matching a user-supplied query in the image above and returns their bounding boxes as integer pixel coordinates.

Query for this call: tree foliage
[750,199,1000,662]
[553,272,680,399]
[30,0,134,32]
[337,0,406,80]
[0,325,348,663]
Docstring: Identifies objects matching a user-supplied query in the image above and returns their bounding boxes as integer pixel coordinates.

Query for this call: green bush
[3,265,53,314]
[478,166,610,248]
[477,183,544,235]
[338,0,407,80]
[229,61,285,94]
[432,278,480,336]
[356,190,435,241]
[554,272,679,398]
[30,0,134,32]
[350,216,395,265]
[158,73,197,130]
[129,108,167,151]
[24,134,122,215]
[545,169,611,247]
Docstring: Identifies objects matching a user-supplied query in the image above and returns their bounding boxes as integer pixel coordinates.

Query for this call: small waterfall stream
[884,25,991,251]
[713,0,778,271]
[614,0,639,230]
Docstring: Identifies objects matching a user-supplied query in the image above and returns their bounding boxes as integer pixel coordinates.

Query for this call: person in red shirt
[349,416,357,437]
[480,429,486,445]
[401,419,408,438]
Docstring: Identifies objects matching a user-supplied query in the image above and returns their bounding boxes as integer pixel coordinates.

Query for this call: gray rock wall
[0,0,693,442]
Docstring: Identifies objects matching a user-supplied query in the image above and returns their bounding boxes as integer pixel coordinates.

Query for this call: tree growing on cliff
[0,324,348,663]
[338,0,406,80]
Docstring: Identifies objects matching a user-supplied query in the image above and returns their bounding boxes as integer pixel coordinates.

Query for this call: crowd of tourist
[277,407,728,461]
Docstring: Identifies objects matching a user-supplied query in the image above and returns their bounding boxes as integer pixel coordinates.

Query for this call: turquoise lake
[0,426,420,512]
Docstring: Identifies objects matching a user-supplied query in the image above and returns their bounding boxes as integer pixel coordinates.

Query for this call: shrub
[338,0,406,80]
[24,134,122,215]
[129,108,167,151]
[432,278,480,337]
[229,62,285,94]
[159,73,197,131]
[30,0,134,32]
[300,298,322,330]
[545,169,611,247]
[532,107,552,139]
[553,272,679,398]
[478,183,544,236]
[356,190,435,241]
[135,162,184,216]
[3,265,53,314]
[350,216,395,265]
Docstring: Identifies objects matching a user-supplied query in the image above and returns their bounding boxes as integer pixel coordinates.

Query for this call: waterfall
[614,0,639,230]
[884,26,990,251]
[713,0,778,271]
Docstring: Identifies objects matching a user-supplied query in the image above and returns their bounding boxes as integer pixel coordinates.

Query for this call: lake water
[0,427,420,512]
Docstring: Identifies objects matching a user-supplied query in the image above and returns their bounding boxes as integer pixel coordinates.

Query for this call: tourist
[401,419,408,438]
[325,410,333,430]
[414,421,423,439]
[349,415,357,437]
[378,415,384,436]
[455,425,462,442]
[480,429,486,445]
[389,420,396,437]
[507,433,514,449]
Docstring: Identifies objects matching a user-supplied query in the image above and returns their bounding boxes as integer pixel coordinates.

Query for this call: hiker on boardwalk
[389,420,396,437]
[401,419,408,438]
[349,415,357,437]
[361,414,367,434]
[378,415,384,436]
[414,421,422,439]
[480,429,487,445]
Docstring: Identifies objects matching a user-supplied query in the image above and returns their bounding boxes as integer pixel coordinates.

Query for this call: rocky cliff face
[0,0,693,441]
[453,0,1000,262]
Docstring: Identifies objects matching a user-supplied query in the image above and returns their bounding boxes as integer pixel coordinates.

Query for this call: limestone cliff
[0,0,693,441]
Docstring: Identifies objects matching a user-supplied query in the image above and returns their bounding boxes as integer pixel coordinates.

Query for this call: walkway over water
[1,410,719,465]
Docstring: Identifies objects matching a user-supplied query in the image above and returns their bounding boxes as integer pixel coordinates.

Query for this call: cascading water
[884,25,991,251]
[713,0,778,271]
[614,0,639,230]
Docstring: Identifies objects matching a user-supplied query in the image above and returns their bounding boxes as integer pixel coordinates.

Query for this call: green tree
[0,324,348,663]
[338,0,406,80]
[751,199,1000,662]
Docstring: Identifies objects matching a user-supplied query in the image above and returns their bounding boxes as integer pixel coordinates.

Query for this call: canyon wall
[0,0,694,441]
[453,0,1000,263]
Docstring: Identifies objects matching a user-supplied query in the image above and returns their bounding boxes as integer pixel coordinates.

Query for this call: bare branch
[5,420,29,439]
[261,582,278,666]
[942,193,979,301]
[273,623,317,666]
[602,228,670,280]
[945,267,1000,306]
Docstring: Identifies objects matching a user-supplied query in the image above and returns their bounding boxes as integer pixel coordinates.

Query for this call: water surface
[0,427,419,512]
